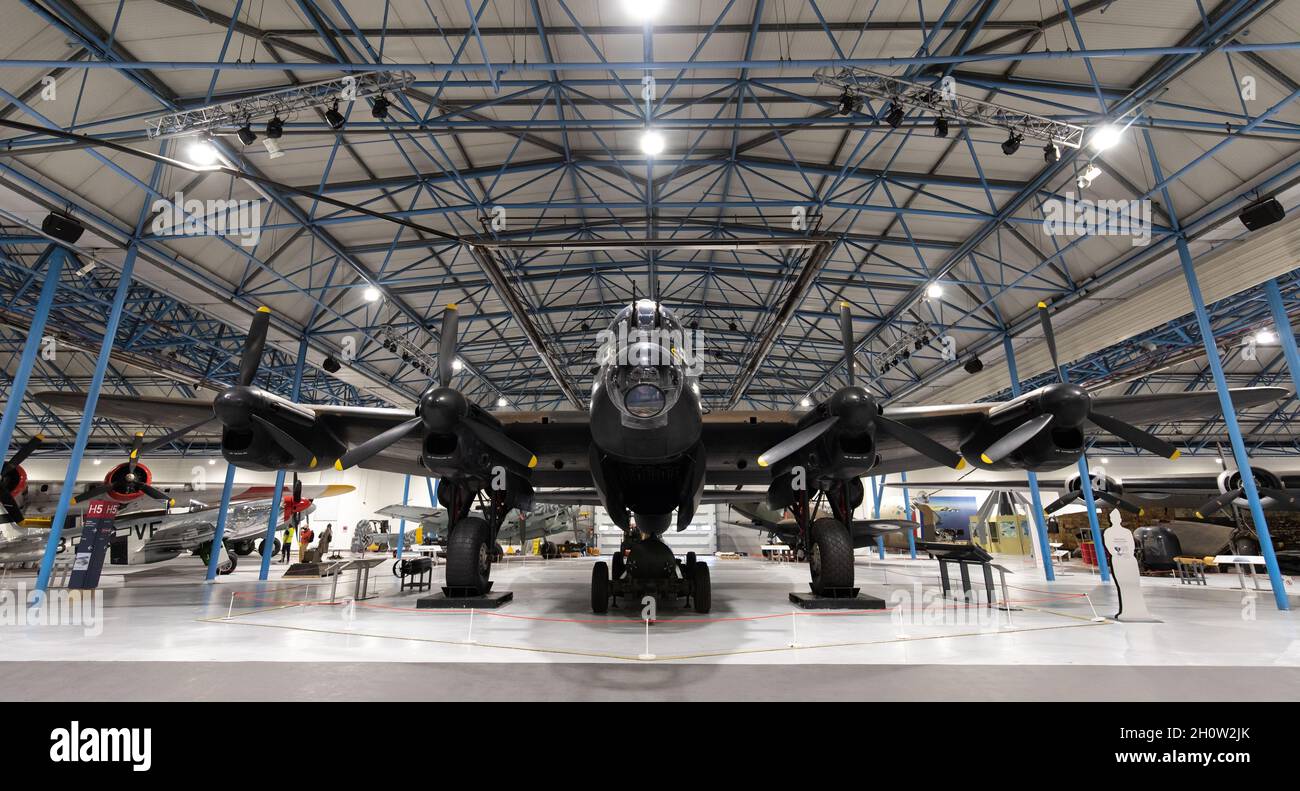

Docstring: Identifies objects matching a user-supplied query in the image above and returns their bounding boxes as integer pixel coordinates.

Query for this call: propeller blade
[6,433,44,469]
[876,415,965,470]
[292,473,303,503]
[139,484,175,506]
[72,483,111,505]
[140,418,218,455]
[1087,411,1180,460]
[438,304,459,387]
[1258,487,1299,509]
[126,433,144,476]
[757,416,839,468]
[335,416,423,471]
[979,414,1054,464]
[1043,490,1081,514]
[464,420,537,470]
[251,415,318,468]
[1194,489,1241,519]
[0,490,23,523]
[839,301,855,386]
[1092,489,1144,515]
[1036,301,1062,380]
[238,306,272,386]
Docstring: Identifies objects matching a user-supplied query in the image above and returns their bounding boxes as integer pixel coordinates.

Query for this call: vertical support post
[1075,455,1110,581]
[1179,241,1288,610]
[257,336,308,581]
[396,473,411,560]
[872,475,886,558]
[1002,335,1056,581]
[33,247,138,595]
[0,246,65,454]
[205,462,238,580]
[901,471,916,559]
[1263,279,1300,398]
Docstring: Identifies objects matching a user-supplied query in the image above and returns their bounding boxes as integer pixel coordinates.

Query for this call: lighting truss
[376,323,437,376]
[144,71,416,139]
[875,320,940,373]
[815,66,1085,148]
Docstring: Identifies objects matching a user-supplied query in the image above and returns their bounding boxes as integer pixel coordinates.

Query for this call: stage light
[362,286,380,302]
[1089,123,1122,152]
[1043,142,1059,164]
[236,122,257,146]
[371,95,390,119]
[1255,329,1278,344]
[1076,163,1103,190]
[837,90,860,115]
[963,355,984,375]
[452,358,464,372]
[1000,132,1022,155]
[639,128,666,156]
[624,0,665,21]
[926,282,943,299]
[263,115,285,158]
[185,137,219,166]
[933,116,949,137]
[884,102,903,129]
[322,355,342,373]
[324,100,345,130]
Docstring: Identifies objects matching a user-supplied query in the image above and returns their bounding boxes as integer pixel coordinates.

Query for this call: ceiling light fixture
[1255,329,1278,344]
[362,286,380,302]
[884,102,904,129]
[1089,123,1123,152]
[926,282,943,299]
[371,95,390,119]
[624,0,665,21]
[452,358,464,373]
[324,100,345,130]
[639,128,666,156]
[236,121,257,146]
[933,116,949,137]
[185,137,220,166]
[1001,131,1023,155]
[1043,142,1059,164]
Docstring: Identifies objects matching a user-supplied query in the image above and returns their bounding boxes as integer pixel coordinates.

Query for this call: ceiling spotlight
[362,286,380,302]
[933,116,949,138]
[1043,142,1060,164]
[1089,123,1123,152]
[496,397,508,408]
[93,458,102,466]
[452,358,464,372]
[185,137,219,166]
[322,355,342,373]
[1215,457,1224,464]
[263,116,284,158]
[1076,163,1103,190]
[639,128,666,157]
[623,0,665,21]
[926,282,943,299]
[1255,329,1278,344]
[208,458,217,465]
[884,102,904,129]
[799,397,812,408]
[371,95,390,119]
[837,90,861,115]
[324,100,345,130]
[1100,458,1110,465]
[236,122,257,146]
[1000,132,1023,156]
[963,355,984,375]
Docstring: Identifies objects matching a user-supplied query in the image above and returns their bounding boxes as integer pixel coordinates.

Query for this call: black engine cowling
[214,386,346,471]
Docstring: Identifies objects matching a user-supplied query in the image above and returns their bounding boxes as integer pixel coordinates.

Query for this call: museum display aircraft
[34,298,1287,613]
[374,502,579,555]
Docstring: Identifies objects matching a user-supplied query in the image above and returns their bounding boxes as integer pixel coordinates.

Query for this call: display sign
[68,499,120,589]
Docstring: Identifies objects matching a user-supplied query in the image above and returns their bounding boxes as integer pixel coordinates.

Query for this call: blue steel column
[33,247,138,595]
[204,462,238,580]
[257,336,308,581]
[872,475,886,558]
[1263,279,1300,399]
[396,473,411,560]
[901,471,916,559]
[1180,240,1288,610]
[0,246,65,455]
[1002,335,1056,581]
[1075,455,1110,581]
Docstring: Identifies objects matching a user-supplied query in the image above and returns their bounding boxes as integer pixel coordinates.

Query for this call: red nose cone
[105,462,152,502]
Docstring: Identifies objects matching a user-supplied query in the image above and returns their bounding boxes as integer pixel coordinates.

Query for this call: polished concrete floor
[1,552,1297,701]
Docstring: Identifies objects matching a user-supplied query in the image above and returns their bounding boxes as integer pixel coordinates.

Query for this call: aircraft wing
[375,504,444,524]
[533,488,760,505]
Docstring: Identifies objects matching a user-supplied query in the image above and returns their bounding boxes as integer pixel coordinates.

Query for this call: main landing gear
[590,535,711,615]
[784,482,857,597]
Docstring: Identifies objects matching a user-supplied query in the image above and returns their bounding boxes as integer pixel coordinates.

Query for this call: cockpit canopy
[597,300,688,425]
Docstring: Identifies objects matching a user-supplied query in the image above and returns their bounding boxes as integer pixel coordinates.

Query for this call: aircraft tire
[692,562,711,614]
[220,553,237,575]
[591,561,610,614]
[446,517,492,593]
[611,550,625,580]
[233,541,254,556]
[809,518,853,594]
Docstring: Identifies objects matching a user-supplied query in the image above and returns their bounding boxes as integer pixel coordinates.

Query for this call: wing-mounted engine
[1043,469,1144,514]
[1197,466,1297,517]
[214,386,346,471]
[0,434,41,522]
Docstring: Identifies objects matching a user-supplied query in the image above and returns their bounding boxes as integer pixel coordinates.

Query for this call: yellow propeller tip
[134,432,144,438]
[527,455,537,469]
[980,454,993,465]
[1169,449,1181,460]
[257,306,271,313]
[955,458,967,470]
[333,460,344,471]
[34,433,45,441]
[130,450,138,459]
[1194,512,1203,519]
[1037,301,1048,309]
[69,498,77,505]
[447,303,458,310]
[1138,508,1145,516]
[840,301,849,308]
[309,457,318,469]
[168,499,176,507]
[757,458,769,468]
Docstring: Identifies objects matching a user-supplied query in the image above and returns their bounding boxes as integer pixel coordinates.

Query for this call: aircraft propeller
[1043,485,1145,516]
[0,434,44,522]
[336,304,537,471]
[72,433,176,506]
[1194,477,1299,519]
[759,302,964,470]
[978,302,1181,465]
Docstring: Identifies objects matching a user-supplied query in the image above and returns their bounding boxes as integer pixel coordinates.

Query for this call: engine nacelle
[1063,472,1123,497]
[1218,467,1285,509]
[101,462,153,503]
[214,385,346,471]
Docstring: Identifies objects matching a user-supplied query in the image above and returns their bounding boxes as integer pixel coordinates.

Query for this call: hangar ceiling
[0,0,1298,456]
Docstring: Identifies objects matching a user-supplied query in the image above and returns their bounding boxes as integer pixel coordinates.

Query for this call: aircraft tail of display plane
[33,298,1288,612]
